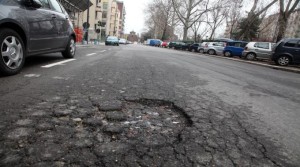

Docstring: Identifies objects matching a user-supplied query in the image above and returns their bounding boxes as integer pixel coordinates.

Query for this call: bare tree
[171,0,211,40]
[276,0,300,42]
[206,0,229,40]
[145,0,179,40]
[225,0,243,39]
[237,0,278,39]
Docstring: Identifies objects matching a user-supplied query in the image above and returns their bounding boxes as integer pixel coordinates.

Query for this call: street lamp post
[86,0,90,43]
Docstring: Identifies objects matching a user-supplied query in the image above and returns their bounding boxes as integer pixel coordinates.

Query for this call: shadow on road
[23,54,64,68]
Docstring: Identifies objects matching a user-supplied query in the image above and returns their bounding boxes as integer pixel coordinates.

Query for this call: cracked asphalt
[0,45,300,166]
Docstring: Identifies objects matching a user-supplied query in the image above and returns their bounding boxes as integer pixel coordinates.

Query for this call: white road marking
[24,74,41,78]
[41,59,76,68]
[86,53,97,57]
[99,50,106,53]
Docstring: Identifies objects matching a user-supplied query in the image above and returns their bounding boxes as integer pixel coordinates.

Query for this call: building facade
[258,10,300,42]
[75,0,125,42]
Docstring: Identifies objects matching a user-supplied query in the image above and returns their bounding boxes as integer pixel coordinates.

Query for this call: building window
[103,2,108,9]
[102,11,107,19]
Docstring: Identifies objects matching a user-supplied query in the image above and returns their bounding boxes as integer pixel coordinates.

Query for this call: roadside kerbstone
[7,128,34,140]
[54,109,73,117]
[105,112,127,121]
[84,118,103,126]
[99,101,123,111]
[94,142,128,157]
[103,125,124,134]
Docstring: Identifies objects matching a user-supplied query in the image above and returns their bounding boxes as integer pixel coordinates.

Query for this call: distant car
[161,42,169,48]
[149,39,161,47]
[105,36,119,46]
[168,42,178,49]
[271,38,300,66]
[119,38,127,44]
[242,42,275,60]
[198,42,209,54]
[189,43,201,52]
[174,42,187,50]
[179,41,193,51]
[223,41,248,57]
[204,42,226,55]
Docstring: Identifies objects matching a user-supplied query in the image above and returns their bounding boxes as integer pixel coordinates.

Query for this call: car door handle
[52,14,56,19]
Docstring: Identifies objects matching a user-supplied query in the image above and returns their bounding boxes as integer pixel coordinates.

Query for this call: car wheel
[62,36,76,58]
[0,28,25,76]
[276,55,291,66]
[208,49,215,55]
[199,49,204,54]
[246,53,256,60]
[224,51,232,57]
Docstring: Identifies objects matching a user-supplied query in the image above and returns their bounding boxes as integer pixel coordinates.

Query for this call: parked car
[105,36,119,46]
[181,42,194,51]
[119,38,127,44]
[174,42,187,50]
[271,38,300,66]
[161,41,169,48]
[0,0,76,76]
[168,41,178,49]
[149,39,161,47]
[242,42,275,60]
[188,43,201,52]
[223,41,248,57]
[198,42,209,54]
[204,42,226,55]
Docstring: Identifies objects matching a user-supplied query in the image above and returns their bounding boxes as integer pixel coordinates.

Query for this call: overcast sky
[122,0,149,34]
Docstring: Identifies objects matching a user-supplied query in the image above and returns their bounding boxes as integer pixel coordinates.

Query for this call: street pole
[86,0,90,43]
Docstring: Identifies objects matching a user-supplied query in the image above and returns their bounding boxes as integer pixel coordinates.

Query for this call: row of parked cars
[158,38,300,66]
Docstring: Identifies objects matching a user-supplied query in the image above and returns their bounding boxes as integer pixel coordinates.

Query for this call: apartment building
[75,0,125,42]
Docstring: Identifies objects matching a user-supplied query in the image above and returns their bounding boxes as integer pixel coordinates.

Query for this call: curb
[194,52,300,74]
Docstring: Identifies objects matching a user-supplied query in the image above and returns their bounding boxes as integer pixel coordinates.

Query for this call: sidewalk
[204,53,300,74]
[76,42,105,47]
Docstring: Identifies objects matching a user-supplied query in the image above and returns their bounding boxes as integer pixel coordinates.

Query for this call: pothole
[100,99,192,146]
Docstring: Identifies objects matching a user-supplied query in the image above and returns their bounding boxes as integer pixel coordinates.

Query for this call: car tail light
[205,44,208,48]
[244,47,248,50]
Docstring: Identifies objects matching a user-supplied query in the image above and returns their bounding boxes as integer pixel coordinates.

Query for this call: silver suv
[242,42,275,60]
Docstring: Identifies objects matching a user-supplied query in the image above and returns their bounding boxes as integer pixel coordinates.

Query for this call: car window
[255,43,270,49]
[284,40,298,48]
[49,0,63,13]
[38,0,51,9]
[107,37,117,40]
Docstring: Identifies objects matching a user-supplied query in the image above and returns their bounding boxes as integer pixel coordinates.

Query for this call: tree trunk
[209,27,216,40]
[183,26,188,40]
[276,14,288,42]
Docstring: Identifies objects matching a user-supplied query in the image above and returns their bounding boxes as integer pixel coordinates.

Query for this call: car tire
[199,49,204,54]
[208,49,215,55]
[62,36,76,58]
[224,51,232,57]
[246,53,256,60]
[0,28,26,76]
[276,55,291,66]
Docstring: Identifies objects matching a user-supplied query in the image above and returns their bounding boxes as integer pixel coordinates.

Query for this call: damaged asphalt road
[0,45,299,166]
